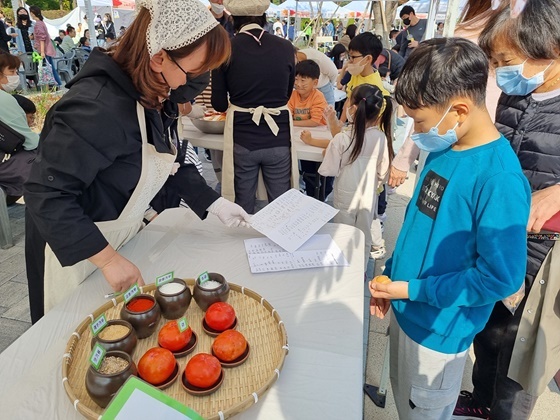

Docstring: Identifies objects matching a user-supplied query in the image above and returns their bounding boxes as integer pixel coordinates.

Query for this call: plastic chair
[0,187,13,249]
[73,48,89,72]
[18,52,39,91]
[53,50,76,84]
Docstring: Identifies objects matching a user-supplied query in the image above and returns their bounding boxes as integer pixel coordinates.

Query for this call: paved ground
[0,201,31,353]
[1,152,558,419]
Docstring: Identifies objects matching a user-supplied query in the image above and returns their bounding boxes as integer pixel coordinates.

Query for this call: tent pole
[442,0,461,37]
[424,0,441,41]
[84,0,97,48]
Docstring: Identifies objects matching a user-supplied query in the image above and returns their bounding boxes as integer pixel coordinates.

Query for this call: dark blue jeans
[45,55,63,86]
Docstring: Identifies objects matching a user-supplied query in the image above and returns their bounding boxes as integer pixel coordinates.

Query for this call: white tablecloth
[0,208,365,419]
[182,118,332,163]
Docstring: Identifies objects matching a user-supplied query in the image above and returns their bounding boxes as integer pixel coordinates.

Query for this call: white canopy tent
[286,0,463,45]
[43,0,136,47]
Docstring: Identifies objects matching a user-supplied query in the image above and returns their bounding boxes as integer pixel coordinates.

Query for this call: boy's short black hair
[479,0,560,61]
[395,38,488,110]
[295,60,320,80]
[348,32,383,62]
[12,94,36,115]
[400,6,415,17]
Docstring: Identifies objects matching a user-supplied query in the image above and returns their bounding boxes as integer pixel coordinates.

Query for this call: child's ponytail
[380,96,395,161]
[348,84,395,163]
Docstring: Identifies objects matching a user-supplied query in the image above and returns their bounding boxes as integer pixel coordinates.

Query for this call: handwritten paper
[244,234,349,274]
[249,189,338,253]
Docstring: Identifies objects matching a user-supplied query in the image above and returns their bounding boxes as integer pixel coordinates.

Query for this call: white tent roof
[344,1,374,12]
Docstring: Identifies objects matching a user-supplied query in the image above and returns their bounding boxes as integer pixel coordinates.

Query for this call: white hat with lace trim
[224,0,270,16]
[137,0,219,57]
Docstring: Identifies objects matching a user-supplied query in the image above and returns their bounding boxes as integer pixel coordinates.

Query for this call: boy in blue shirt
[369,38,531,419]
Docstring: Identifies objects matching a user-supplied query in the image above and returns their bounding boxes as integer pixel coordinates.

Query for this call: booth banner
[113,0,135,10]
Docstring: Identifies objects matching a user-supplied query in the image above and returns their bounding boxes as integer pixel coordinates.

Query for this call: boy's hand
[369,280,409,300]
[528,184,560,232]
[409,40,419,49]
[300,130,312,144]
[370,296,390,319]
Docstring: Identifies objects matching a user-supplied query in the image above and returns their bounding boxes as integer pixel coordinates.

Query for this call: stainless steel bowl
[191,118,225,134]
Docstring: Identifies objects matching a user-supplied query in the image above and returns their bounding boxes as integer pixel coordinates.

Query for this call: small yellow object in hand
[373,275,392,285]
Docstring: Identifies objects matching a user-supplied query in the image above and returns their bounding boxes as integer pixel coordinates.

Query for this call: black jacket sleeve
[165,164,220,218]
[24,98,132,266]
[211,67,229,112]
[0,26,10,42]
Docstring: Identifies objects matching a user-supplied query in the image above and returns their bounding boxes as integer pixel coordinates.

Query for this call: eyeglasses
[169,55,188,76]
[348,54,364,62]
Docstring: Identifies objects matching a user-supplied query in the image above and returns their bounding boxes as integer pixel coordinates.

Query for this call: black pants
[300,160,333,201]
[472,298,538,419]
[25,209,46,324]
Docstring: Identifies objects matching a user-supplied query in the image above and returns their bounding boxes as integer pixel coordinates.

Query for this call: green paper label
[123,283,140,304]
[90,343,107,370]
[198,271,210,284]
[90,314,108,337]
[156,271,175,287]
[177,317,189,333]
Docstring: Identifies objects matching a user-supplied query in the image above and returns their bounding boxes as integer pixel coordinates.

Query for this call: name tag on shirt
[416,170,448,219]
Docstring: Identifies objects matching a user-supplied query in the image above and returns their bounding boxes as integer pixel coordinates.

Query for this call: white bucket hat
[137,0,219,57]
[223,0,270,16]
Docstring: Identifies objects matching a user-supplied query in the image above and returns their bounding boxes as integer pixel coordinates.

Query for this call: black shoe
[453,391,490,418]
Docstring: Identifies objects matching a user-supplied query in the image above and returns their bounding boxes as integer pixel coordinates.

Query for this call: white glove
[207,197,251,228]
[187,104,206,120]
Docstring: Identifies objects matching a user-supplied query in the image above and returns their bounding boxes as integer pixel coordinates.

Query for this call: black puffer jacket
[495,91,560,285]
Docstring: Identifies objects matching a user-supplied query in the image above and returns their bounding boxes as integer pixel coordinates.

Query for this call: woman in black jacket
[24,0,248,323]
[211,0,296,214]
[454,1,560,419]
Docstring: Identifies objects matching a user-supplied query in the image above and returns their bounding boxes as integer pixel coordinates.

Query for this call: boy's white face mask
[211,3,225,14]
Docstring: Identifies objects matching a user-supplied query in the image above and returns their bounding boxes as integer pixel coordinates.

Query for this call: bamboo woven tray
[63,280,289,419]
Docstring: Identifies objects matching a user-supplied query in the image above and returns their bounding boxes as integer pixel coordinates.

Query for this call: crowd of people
[0,0,559,419]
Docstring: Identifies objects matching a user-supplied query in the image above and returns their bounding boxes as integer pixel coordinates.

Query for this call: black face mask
[402,18,411,26]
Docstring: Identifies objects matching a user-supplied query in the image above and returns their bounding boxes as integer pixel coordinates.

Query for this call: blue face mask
[411,106,458,152]
[495,60,553,96]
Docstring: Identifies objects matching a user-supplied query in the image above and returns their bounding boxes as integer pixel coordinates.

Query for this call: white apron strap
[222,104,299,203]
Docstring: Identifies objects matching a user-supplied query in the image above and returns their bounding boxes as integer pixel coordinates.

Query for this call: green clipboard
[102,376,205,420]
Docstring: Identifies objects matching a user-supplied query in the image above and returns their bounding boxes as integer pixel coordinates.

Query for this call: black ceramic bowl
[120,294,161,339]
[193,273,230,312]
[85,350,137,408]
[155,279,192,320]
[91,319,137,355]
